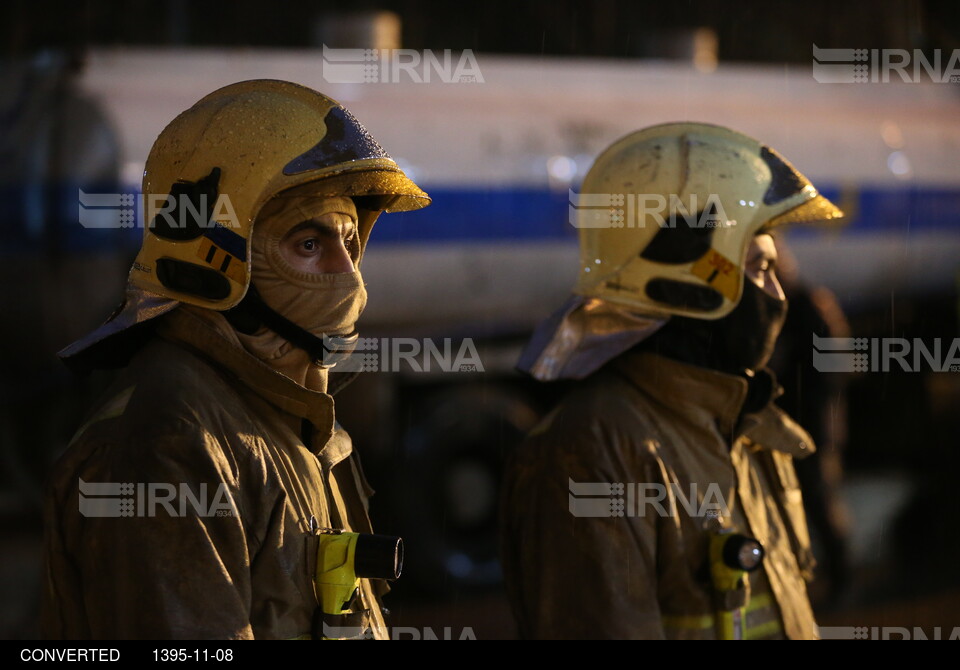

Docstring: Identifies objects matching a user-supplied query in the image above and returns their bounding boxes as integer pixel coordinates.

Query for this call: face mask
[640,279,788,374]
[235,195,367,391]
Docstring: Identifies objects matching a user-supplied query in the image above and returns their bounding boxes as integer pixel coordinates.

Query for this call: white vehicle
[6,48,959,590]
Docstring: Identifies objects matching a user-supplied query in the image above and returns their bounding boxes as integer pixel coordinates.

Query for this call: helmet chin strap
[224,285,357,367]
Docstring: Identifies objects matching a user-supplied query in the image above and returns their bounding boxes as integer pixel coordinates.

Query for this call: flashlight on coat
[709,530,764,640]
[313,529,403,640]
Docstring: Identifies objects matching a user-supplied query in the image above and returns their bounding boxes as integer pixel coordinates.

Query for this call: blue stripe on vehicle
[370,187,578,244]
[1,183,958,253]
[367,185,960,245]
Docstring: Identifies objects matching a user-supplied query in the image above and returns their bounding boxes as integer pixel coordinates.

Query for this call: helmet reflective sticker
[283,106,391,175]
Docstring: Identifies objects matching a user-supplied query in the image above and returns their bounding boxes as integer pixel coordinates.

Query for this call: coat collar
[610,350,813,458]
[155,307,337,450]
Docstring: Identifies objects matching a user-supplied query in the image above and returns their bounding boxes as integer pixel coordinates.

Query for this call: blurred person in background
[768,239,853,609]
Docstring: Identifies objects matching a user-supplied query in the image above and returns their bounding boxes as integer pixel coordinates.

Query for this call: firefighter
[40,80,430,639]
[501,122,843,639]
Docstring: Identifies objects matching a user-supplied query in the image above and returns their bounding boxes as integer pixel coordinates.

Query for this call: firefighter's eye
[343,228,359,258]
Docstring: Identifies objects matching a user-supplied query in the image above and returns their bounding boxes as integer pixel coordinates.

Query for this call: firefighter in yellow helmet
[501,122,843,640]
[40,80,429,639]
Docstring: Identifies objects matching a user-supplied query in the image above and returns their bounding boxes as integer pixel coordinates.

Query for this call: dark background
[3,0,960,60]
[2,0,959,640]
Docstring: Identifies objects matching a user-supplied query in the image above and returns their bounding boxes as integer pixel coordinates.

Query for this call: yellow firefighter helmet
[573,122,842,320]
[131,79,430,310]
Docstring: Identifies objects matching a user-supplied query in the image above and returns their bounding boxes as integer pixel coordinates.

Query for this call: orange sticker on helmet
[690,249,741,303]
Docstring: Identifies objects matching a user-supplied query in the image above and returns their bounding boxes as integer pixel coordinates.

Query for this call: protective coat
[501,350,818,640]
[41,307,386,639]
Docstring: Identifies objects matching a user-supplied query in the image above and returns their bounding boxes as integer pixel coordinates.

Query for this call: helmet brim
[763,193,845,231]
[272,168,431,213]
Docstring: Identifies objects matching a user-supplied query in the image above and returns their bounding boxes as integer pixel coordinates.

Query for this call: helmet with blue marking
[131,79,430,310]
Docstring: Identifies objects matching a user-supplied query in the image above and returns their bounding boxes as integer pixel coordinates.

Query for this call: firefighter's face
[278,211,360,275]
[744,234,784,301]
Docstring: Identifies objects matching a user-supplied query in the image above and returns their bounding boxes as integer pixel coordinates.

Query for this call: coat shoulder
[513,369,665,475]
[538,368,660,433]
[49,337,262,496]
